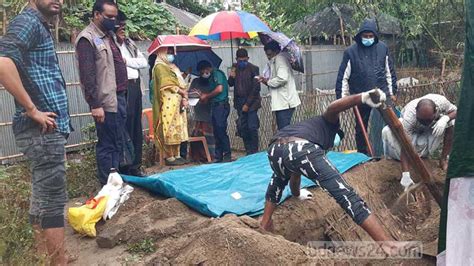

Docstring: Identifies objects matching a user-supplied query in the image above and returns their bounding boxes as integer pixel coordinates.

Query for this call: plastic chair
[188,136,212,163]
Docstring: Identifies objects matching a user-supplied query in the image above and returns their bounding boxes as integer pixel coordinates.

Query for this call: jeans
[121,79,143,174]
[275,107,295,130]
[265,141,371,225]
[211,101,231,161]
[235,97,259,155]
[13,116,68,229]
[96,92,127,185]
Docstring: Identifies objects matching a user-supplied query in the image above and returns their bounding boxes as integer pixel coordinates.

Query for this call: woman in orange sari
[152,47,189,165]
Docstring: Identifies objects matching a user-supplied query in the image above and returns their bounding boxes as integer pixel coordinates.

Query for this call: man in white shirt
[258,41,301,130]
[116,11,148,176]
[382,94,457,190]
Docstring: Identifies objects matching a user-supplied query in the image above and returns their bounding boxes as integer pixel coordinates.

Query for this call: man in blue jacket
[336,19,398,155]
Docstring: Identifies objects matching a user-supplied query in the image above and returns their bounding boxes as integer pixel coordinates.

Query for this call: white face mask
[167,54,175,62]
[201,72,211,79]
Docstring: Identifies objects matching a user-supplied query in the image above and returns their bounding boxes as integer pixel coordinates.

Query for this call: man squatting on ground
[382,94,457,190]
[260,89,404,255]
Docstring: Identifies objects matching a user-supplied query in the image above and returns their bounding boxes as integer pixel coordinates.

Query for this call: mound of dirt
[65,159,444,265]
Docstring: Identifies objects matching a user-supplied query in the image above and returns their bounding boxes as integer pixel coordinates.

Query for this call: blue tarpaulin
[123,151,370,217]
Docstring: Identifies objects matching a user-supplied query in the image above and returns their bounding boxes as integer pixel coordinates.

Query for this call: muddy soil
[66,159,444,265]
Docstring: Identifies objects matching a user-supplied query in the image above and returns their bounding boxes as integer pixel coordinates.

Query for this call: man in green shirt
[198,60,231,162]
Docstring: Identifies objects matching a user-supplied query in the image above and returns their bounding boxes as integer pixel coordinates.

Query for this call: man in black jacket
[228,48,262,155]
[335,19,398,155]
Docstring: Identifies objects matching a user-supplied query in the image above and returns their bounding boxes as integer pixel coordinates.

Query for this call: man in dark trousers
[116,11,148,176]
[335,19,398,155]
[228,48,261,155]
[260,89,405,255]
[0,0,71,263]
[76,0,128,185]
[198,60,232,163]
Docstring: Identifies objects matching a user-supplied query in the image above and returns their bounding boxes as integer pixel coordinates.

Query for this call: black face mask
[102,17,116,32]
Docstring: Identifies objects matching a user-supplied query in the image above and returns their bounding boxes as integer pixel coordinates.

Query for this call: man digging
[260,89,405,256]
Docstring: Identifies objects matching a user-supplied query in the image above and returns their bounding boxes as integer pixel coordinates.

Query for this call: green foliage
[118,0,177,39]
[127,238,156,255]
[0,164,35,264]
[167,0,213,17]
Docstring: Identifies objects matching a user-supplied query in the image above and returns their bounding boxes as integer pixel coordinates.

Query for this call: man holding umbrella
[258,41,301,130]
[228,48,262,155]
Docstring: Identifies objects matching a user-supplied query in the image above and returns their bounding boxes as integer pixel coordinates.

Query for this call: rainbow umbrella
[189,11,271,61]
[189,11,270,41]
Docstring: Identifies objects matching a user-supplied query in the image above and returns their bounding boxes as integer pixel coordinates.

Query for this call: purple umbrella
[259,32,304,73]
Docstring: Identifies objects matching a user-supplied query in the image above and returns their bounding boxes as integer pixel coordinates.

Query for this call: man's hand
[400,172,415,191]
[199,93,209,104]
[432,115,450,137]
[242,104,249,113]
[91,107,105,123]
[259,218,274,232]
[298,188,313,200]
[122,57,127,64]
[391,95,397,103]
[26,107,58,133]
[229,67,236,78]
[440,158,449,171]
[361,88,386,108]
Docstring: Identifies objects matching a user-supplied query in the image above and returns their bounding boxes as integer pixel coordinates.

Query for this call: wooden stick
[353,106,374,157]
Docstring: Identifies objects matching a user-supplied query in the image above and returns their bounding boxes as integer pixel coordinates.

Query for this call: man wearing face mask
[228,48,261,155]
[382,94,457,191]
[115,10,148,176]
[198,60,232,163]
[76,0,129,185]
[335,19,398,155]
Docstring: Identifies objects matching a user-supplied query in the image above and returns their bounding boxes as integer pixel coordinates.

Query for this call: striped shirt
[0,7,71,133]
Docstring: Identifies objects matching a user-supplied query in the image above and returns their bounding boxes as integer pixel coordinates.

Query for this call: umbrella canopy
[259,32,304,73]
[174,49,222,76]
[189,11,270,41]
[148,35,211,54]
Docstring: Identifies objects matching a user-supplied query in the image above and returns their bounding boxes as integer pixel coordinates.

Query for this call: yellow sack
[68,196,108,237]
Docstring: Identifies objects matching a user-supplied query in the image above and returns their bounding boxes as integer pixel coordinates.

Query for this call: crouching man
[382,94,456,190]
[260,89,404,255]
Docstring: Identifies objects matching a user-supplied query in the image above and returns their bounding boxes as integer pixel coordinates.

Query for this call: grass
[126,238,156,255]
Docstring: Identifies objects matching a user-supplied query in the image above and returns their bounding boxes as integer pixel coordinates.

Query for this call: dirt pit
[66,159,444,265]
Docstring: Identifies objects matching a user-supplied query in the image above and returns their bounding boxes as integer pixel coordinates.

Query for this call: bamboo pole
[353,106,374,157]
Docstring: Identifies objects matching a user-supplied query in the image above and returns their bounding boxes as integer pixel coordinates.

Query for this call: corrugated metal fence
[2,41,455,161]
[0,41,345,161]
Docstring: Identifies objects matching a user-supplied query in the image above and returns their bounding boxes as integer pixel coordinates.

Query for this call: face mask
[102,17,116,32]
[237,60,248,69]
[201,72,211,79]
[167,54,175,63]
[362,38,375,47]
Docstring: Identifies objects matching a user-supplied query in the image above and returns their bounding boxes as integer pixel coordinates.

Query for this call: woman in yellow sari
[152,47,189,165]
